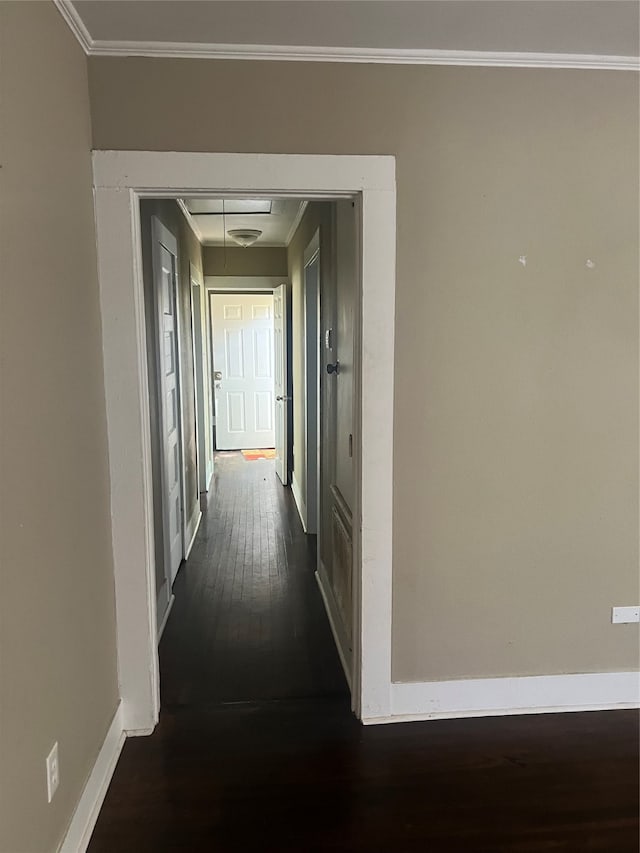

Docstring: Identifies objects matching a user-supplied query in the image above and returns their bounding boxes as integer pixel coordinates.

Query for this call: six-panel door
[211,293,276,450]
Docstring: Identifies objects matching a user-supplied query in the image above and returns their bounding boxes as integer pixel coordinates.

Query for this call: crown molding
[88,41,640,71]
[52,0,93,54]
[176,199,204,244]
[52,3,639,72]
[285,201,309,246]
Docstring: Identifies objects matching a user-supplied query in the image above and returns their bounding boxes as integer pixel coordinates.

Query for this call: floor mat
[241,448,276,461]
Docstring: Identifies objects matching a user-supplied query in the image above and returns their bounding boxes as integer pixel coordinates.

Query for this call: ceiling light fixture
[227,229,262,248]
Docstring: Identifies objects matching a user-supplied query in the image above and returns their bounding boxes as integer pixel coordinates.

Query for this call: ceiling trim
[88,42,640,71]
[54,2,639,71]
[53,0,93,53]
[285,201,309,246]
[176,199,204,244]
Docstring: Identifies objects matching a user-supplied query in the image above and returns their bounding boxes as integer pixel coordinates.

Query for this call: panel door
[319,201,357,663]
[152,218,184,589]
[211,293,275,450]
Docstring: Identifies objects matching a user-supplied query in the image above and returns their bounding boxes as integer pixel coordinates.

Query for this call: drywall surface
[0,4,119,850]
[203,246,288,277]
[89,57,639,682]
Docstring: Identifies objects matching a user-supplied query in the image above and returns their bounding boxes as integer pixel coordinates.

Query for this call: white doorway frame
[209,290,277,452]
[303,229,321,535]
[189,262,211,496]
[92,151,396,731]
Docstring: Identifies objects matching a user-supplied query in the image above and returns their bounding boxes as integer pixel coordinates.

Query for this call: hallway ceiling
[69,1,639,59]
[182,198,306,246]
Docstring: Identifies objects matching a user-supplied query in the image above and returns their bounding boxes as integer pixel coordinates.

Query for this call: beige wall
[203,246,288,277]
[0,4,119,851]
[89,57,639,682]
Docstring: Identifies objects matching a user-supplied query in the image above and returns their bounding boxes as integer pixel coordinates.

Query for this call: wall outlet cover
[611,606,640,624]
[46,742,59,803]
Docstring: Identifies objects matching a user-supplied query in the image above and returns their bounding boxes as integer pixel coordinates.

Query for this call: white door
[273,284,289,485]
[211,293,275,450]
[151,217,184,586]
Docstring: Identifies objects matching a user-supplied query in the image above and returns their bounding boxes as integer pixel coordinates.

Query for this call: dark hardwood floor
[159,452,346,706]
[89,453,640,852]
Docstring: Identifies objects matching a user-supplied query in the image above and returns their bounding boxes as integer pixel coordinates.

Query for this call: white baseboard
[157,593,175,642]
[362,671,640,725]
[184,507,202,560]
[291,474,307,532]
[316,565,352,690]
[59,702,125,853]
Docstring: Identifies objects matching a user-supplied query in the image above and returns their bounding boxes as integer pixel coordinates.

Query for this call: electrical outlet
[612,606,640,624]
[46,742,59,803]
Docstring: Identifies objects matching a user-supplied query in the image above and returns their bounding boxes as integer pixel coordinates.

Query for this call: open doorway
[141,192,361,715]
[93,151,396,730]
[139,192,364,719]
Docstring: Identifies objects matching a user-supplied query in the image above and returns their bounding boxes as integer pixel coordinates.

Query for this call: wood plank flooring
[160,452,347,706]
[88,453,640,852]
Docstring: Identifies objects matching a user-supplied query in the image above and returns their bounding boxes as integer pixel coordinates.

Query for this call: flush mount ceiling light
[227,229,262,248]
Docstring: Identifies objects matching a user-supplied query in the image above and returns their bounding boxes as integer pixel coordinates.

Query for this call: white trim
[157,594,175,642]
[52,0,93,54]
[190,263,204,495]
[176,199,203,243]
[184,507,202,560]
[92,150,396,728]
[58,703,125,853]
[316,567,352,691]
[49,5,640,71]
[291,474,307,532]
[303,230,320,536]
[286,200,309,245]
[93,152,395,193]
[362,672,640,725]
[94,186,160,733]
[205,276,288,293]
[87,39,639,71]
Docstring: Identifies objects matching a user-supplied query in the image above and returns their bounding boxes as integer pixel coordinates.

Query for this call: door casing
[92,151,396,730]
[303,230,321,535]
[210,292,276,451]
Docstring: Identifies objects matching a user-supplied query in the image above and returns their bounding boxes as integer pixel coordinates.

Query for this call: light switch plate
[46,742,59,802]
[612,606,640,624]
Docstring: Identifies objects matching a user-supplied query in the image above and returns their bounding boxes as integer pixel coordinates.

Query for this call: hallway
[159,452,347,707]
[88,456,639,852]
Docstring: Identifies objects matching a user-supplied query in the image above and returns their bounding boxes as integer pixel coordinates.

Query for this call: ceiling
[182,198,306,246]
[69,2,639,60]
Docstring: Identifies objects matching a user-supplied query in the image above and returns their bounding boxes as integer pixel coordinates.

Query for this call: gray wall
[0,4,119,850]
[89,58,639,683]
[203,245,288,277]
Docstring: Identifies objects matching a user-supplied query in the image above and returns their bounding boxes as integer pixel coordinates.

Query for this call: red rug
[241,449,276,461]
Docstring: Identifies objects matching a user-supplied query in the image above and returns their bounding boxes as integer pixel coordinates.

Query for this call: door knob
[326,362,340,375]
[276,395,292,401]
